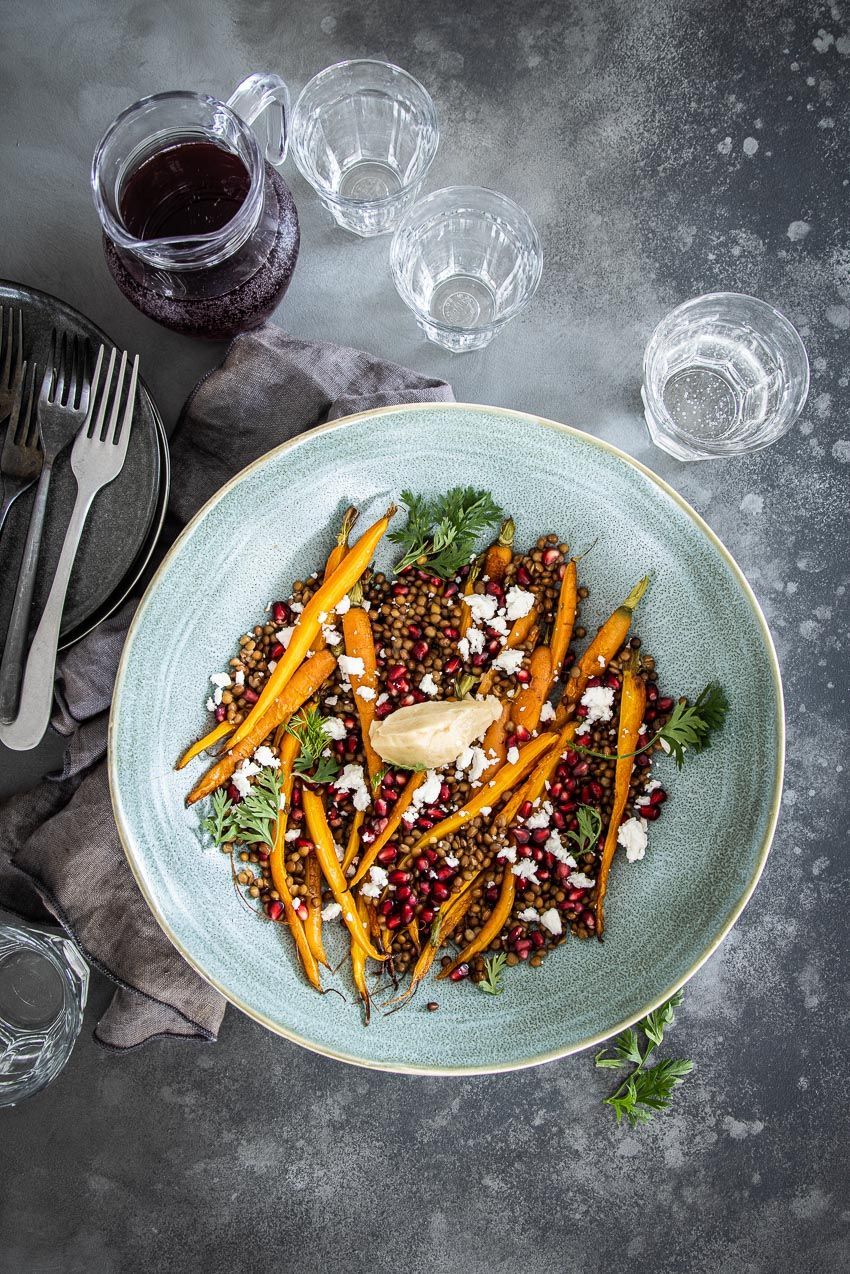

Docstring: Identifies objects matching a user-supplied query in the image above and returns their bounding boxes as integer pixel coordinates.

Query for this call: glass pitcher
[92,75,300,340]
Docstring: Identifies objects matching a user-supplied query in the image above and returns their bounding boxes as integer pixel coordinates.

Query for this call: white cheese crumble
[505,586,535,621]
[267,659,277,673]
[456,744,488,783]
[356,685,376,701]
[322,717,347,741]
[497,844,518,864]
[444,854,459,868]
[512,859,540,883]
[457,636,470,661]
[489,614,509,637]
[334,762,371,811]
[321,625,341,645]
[544,831,577,866]
[539,700,555,722]
[359,865,389,898]
[253,745,280,770]
[618,816,649,862]
[419,672,439,696]
[567,871,596,889]
[518,907,540,922]
[506,745,520,765]
[334,595,351,616]
[285,829,300,842]
[539,907,562,936]
[376,692,389,707]
[597,654,606,667]
[231,758,261,799]
[415,769,442,807]
[492,649,525,676]
[580,684,616,724]
[234,669,245,687]
[210,672,231,688]
[338,654,365,679]
[465,627,485,654]
[290,601,303,613]
[276,626,295,648]
[463,593,499,625]
[321,901,342,921]
[206,697,216,712]
[324,695,338,707]
[525,801,553,830]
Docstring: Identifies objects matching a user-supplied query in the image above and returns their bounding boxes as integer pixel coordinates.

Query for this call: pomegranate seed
[417,815,434,830]
[226,783,241,803]
[412,639,430,660]
[515,668,531,685]
[345,736,358,754]
[215,705,226,723]
[442,625,460,640]
[508,925,524,944]
[642,805,661,821]
[243,687,259,705]
[449,964,469,981]
[487,637,502,655]
[444,656,462,676]
[515,941,532,960]
[586,676,602,689]
[530,929,546,948]
[564,751,580,768]
[582,910,596,930]
[512,827,531,846]
[560,800,577,815]
[412,690,428,704]
[650,788,668,804]
[580,785,593,804]
[576,704,589,718]
[258,848,270,862]
[425,848,439,863]
[516,844,533,859]
[542,547,561,566]
[531,827,550,846]
[536,867,550,881]
[572,760,590,777]
[516,564,532,586]
[414,855,430,873]
[388,869,409,884]
[407,623,422,638]
[375,701,394,719]
[290,808,304,825]
[605,674,621,691]
[420,906,436,923]
[374,797,388,817]
[588,780,604,801]
[568,886,587,902]
[327,812,342,828]
[439,782,451,802]
[443,581,459,598]
[548,782,563,801]
[373,817,389,834]
[506,733,518,752]
[296,904,309,922]
[647,684,659,702]
[392,583,409,597]
[563,776,577,792]
[531,847,544,863]
[645,707,657,723]
[472,652,488,668]
[657,696,675,712]
[386,914,403,930]
[436,865,455,882]
[387,664,407,683]
[400,902,416,922]
[485,581,504,598]
[400,693,416,707]
[514,725,530,743]
[486,885,500,903]
[272,601,288,624]
[266,899,283,921]
[432,882,450,902]
[518,799,533,820]
[379,899,394,916]
[555,862,571,881]
[396,884,413,902]
[376,844,398,866]
[551,810,566,830]
[332,739,346,758]
[270,642,284,660]
[296,837,314,851]
[635,753,652,769]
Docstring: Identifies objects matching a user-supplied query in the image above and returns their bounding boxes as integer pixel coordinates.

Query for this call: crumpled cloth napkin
[0,327,453,1049]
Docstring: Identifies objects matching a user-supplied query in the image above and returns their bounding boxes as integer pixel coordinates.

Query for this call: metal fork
[0,359,42,535]
[0,332,92,723]
[0,305,24,423]
[1,346,139,750]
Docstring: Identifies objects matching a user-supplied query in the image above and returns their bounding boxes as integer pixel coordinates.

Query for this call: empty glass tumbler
[642,293,810,460]
[0,921,88,1107]
[290,59,439,237]
[391,186,542,352]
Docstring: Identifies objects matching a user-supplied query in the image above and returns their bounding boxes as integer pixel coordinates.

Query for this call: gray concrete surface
[1,0,849,1270]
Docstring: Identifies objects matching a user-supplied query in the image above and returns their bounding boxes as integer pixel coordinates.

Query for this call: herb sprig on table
[576,683,729,771]
[596,989,693,1127]
[389,487,503,578]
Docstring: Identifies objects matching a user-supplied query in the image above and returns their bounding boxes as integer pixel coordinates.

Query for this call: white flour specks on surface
[722,1115,766,1139]
[742,136,759,155]
[813,29,835,53]
[740,492,765,514]
[787,220,811,240]
[826,304,850,328]
[717,135,733,154]
[832,439,850,462]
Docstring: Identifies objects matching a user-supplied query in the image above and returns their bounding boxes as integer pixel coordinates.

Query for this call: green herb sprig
[202,788,238,846]
[287,707,341,785]
[478,952,507,997]
[565,804,602,855]
[576,683,728,771]
[202,766,282,851]
[389,488,503,578]
[596,990,693,1127]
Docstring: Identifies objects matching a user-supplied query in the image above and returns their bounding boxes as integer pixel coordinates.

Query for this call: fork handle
[0,482,96,749]
[0,460,54,722]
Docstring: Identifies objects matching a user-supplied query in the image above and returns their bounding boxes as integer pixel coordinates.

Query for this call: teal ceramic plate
[109,404,783,1074]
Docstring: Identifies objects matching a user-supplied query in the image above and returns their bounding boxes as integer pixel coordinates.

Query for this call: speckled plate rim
[108,402,785,1076]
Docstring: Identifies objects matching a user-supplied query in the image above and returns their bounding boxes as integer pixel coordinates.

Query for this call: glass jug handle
[227,73,290,168]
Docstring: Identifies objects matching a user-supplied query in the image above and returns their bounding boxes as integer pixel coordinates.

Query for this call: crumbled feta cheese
[618,816,649,862]
[479,806,492,816]
[317,612,328,624]
[539,907,562,936]
[334,762,371,810]
[464,593,499,624]
[285,828,300,841]
[492,649,525,676]
[497,844,517,864]
[544,831,576,866]
[231,758,261,799]
[290,601,303,613]
[334,841,344,863]
[444,854,459,868]
[321,901,342,921]
[291,897,301,911]
[505,586,535,621]
[539,700,555,722]
[356,686,376,701]
[597,654,606,667]
[635,794,651,807]
[322,717,347,741]
[376,693,389,707]
[321,625,341,645]
[276,626,295,648]
[413,770,442,808]
[488,614,509,636]
[362,600,371,612]
[210,672,232,688]
[518,907,540,923]
[461,746,489,782]
[465,627,485,654]
[506,745,520,765]
[325,695,338,706]
[458,637,470,660]
[267,660,277,673]
[567,871,596,889]
[646,779,662,793]
[419,672,439,696]
[234,669,245,687]
[338,654,365,679]
[580,684,616,725]
[512,859,540,883]
[253,745,280,769]
[206,697,216,712]
[526,802,553,830]
[334,595,351,616]
[359,864,389,898]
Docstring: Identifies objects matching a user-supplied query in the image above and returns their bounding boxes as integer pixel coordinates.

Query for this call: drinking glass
[290,59,439,237]
[0,921,88,1107]
[642,293,810,460]
[390,186,543,352]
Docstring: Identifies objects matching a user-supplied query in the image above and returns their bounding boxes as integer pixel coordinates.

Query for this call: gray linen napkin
[0,327,453,1049]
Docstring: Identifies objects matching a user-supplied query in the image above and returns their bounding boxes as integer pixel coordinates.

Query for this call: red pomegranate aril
[388,869,409,884]
[392,583,409,597]
[551,810,566,830]
[516,564,532,587]
[425,847,439,864]
[645,707,657,723]
[512,827,531,846]
[576,704,588,718]
[514,725,530,743]
[548,782,563,801]
[444,656,462,676]
[417,814,434,830]
[420,906,436,923]
[270,642,284,660]
[271,601,289,624]
[486,885,500,904]
[379,898,394,916]
[400,902,416,922]
[588,780,604,801]
[586,676,602,689]
[291,787,302,807]
[531,827,550,846]
[530,929,546,948]
[411,690,427,704]
[374,797,388,818]
[562,776,577,792]
[386,914,403,930]
[449,963,470,981]
[572,760,590,777]
[647,684,659,702]
[436,865,455,882]
[395,884,413,902]
[542,547,561,566]
[560,799,577,815]
[472,652,489,668]
[518,799,534,820]
[507,925,524,944]
[290,807,304,825]
[636,753,652,769]
[431,882,450,902]
[555,862,571,881]
[327,811,342,828]
[226,783,241,803]
[372,817,389,835]
[515,668,531,685]
[345,736,359,754]
[642,805,661,821]
[296,837,314,852]
[442,625,460,641]
[506,733,518,752]
[407,622,422,638]
[342,715,356,731]
[296,904,309,922]
[400,693,416,707]
[582,909,596,929]
[650,788,668,804]
[439,782,451,803]
[564,751,580,768]
[376,844,398,866]
[387,663,407,683]
[443,581,459,598]
[414,854,430,874]
[515,941,532,960]
[657,696,675,712]
[242,687,259,705]
[215,705,226,723]
[536,867,550,881]
[412,639,430,660]
[605,674,621,691]
[484,637,500,656]
[266,899,283,921]
[375,701,394,719]
[580,785,593,804]
[568,886,587,902]
[516,843,533,859]
[333,740,346,758]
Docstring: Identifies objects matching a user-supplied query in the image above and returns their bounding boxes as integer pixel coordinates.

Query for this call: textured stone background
[1,1,848,1271]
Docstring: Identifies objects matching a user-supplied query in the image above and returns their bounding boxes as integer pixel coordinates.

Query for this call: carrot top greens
[389,487,503,577]
[575,682,729,770]
[286,708,340,785]
[596,989,693,1126]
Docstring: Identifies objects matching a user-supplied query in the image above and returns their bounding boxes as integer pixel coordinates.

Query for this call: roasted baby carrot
[269,796,322,991]
[511,645,553,732]
[496,720,579,828]
[176,719,234,769]
[350,770,427,886]
[186,649,336,805]
[351,893,372,1023]
[408,733,556,853]
[459,561,481,638]
[549,557,577,684]
[386,873,481,1004]
[484,517,515,585]
[560,576,649,714]
[227,506,396,748]
[342,579,382,780]
[304,851,330,968]
[480,701,511,777]
[341,808,365,873]
[594,649,647,936]
[324,506,359,580]
[301,788,385,961]
[439,860,516,978]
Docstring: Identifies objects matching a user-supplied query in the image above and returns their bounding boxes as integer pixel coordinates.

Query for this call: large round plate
[109,405,783,1074]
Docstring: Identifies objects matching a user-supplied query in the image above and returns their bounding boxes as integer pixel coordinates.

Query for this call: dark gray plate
[0,281,168,648]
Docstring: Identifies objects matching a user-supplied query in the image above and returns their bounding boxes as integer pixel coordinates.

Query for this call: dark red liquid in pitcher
[105,140,299,339]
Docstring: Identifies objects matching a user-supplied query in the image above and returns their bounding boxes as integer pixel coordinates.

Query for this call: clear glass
[642,293,810,460]
[291,59,439,237]
[91,75,300,339]
[390,186,543,352]
[0,921,88,1108]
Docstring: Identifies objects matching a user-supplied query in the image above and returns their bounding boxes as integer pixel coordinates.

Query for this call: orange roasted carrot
[595,649,647,936]
[227,506,396,749]
[484,517,515,585]
[511,645,553,732]
[439,861,516,978]
[408,733,556,853]
[560,576,648,715]
[270,784,321,991]
[350,770,427,886]
[385,873,481,1004]
[341,579,382,780]
[186,649,336,804]
[351,893,372,1023]
[341,808,365,873]
[176,719,234,769]
[459,561,481,638]
[301,788,385,961]
[496,720,579,828]
[324,506,359,580]
[549,558,577,685]
[304,852,330,968]
[480,701,511,776]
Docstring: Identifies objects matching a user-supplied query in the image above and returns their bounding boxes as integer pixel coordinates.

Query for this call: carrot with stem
[227,506,396,749]
[176,719,234,770]
[341,808,365,873]
[558,576,649,720]
[549,558,577,686]
[351,893,372,1023]
[342,579,382,780]
[350,770,427,886]
[385,873,482,1006]
[594,649,647,936]
[484,517,515,585]
[511,645,553,732]
[301,788,385,962]
[324,505,359,580]
[304,852,330,969]
[496,720,579,828]
[269,766,322,991]
[439,861,516,978]
[186,649,336,805]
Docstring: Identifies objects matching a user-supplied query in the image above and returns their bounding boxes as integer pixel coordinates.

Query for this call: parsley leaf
[229,767,282,850]
[596,990,692,1128]
[575,682,728,771]
[202,788,238,847]
[389,488,503,578]
[564,804,602,855]
[478,952,507,997]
